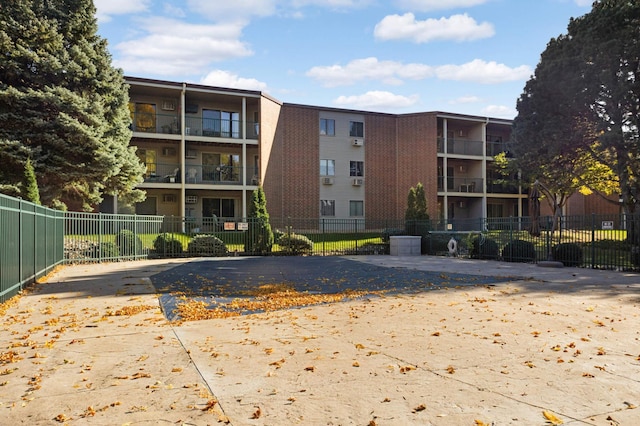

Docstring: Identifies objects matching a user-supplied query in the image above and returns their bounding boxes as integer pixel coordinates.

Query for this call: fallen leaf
[251,406,262,419]
[412,404,426,413]
[543,410,563,424]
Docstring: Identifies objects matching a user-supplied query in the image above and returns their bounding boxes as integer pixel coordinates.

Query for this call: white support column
[180,83,186,224]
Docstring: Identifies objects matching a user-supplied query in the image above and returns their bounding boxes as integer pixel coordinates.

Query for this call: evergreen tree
[405,182,430,236]
[23,157,41,205]
[0,0,145,210]
[245,186,274,254]
[405,186,417,221]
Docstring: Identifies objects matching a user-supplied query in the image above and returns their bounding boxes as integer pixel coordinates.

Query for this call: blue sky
[94,0,593,119]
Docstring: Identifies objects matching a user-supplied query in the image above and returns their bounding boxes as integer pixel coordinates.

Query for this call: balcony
[486,141,512,157]
[437,176,483,193]
[486,180,520,194]
[141,162,181,183]
[130,112,258,140]
[183,165,259,185]
[437,138,483,156]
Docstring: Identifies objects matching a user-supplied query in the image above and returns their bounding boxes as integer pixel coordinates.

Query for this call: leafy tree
[23,157,41,204]
[246,186,274,254]
[511,33,618,222]
[405,182,430,237]
[0,0,145,210]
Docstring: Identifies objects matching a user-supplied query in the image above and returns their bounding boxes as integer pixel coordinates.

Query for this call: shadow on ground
[150,257,509,320]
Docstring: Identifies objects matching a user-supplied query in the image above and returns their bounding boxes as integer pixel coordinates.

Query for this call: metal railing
[4,190,640,304]
[130,111,258,140]
[0,194,64,303]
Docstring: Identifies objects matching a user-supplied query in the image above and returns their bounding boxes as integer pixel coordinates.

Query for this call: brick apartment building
[113,76,531,230]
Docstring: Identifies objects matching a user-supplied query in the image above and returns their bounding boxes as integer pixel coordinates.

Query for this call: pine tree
[0,0,145,210]
[23,157,41,205]
[405,182,430,237]
[246,186,274,254]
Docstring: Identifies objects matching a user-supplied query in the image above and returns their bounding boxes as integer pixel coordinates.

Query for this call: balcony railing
[142,162,181,183]
[437,138,484,156]
[437,177,484,193]
[486,180,520,194]
[183,165,259,185]
[130,112,258,140]
[486,141,511,157]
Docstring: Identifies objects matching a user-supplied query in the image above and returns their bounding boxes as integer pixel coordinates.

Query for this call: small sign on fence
[224,222,236,231]
[237,222,248,231]
[602,220,614,230]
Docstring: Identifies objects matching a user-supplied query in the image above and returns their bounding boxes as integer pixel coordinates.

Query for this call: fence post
[591,213,595,269]
[322,218,325,256]
[354,218,358,254]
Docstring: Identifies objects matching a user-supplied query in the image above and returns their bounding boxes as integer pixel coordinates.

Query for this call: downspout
[482,117,488,224]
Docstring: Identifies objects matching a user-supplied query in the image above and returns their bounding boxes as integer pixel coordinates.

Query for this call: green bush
[187,235,228,257]
[470,236,499,260]
[87,241,119,259]
[423,234,450,255]
[552,243,583,267]
[502,239,536,263]
[381,228,405,243]
[277,233,314,255]
[115,229,143,256]
[153,233,183,256]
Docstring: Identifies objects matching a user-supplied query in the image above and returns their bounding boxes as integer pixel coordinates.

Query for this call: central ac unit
[351,138,364,146]
[186,149,197,159]
[352,178,364,186]
[162,147,176,156]
[322,177,334,185]
[185,195,198,204]
[162,194,176,203]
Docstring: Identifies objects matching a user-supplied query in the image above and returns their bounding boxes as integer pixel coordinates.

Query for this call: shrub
[277,233,314,255]
[187,235,228,257]
[153,233,183,256]
[381,228,405,243]
[115,229,143,256]
[423,234,451,255]
[502,239,536,263]
[552,243,583,267]
[470,236,499,260]
[87,241,119,259]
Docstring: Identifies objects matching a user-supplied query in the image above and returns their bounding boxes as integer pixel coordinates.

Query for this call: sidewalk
[1,256,639,425]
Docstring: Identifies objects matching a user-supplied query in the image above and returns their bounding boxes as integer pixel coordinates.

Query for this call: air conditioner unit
[186,149,197,159]
[161,100,175,111]
[185,195,198,204]
[352,178,364,186]
[351,138,364,146]
[162,147,176,156]
[322,177,334,185]
[458,201,467,208]
[162,194,176,203]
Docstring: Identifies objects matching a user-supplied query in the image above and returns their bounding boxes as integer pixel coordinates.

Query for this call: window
[350,161,364,177]
[129,102,156,133]
[320,159,335,176]
[202,153,240,182]
[320,118,335,136]
[320,200,335,217]
[137,149,157,175]
[203,109,240,138]
[203,198,235,218]
[349,200,364,217]
[349,121,364,137]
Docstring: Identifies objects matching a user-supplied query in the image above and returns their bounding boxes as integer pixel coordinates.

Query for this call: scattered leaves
[412,404,426,413]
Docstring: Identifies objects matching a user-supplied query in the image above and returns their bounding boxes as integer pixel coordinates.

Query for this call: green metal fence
[0,194,64,303]
[4,189,640,306]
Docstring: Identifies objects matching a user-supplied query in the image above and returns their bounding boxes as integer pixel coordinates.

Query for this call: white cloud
[449,96,481,104]
[334,91,420,110]
[574,0,593,6]
[375,13,494,43]
[307,57,433,87]
[307,57,530,86]
[394,0,488,12]
[200,70,268,91]
[481,104,515,118]
[435,59,532,84]
[113,18,253,76]
[291,0,373,9]
[94,0,150,22]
